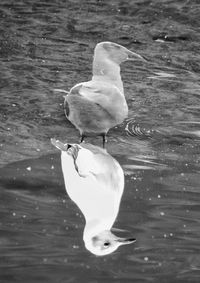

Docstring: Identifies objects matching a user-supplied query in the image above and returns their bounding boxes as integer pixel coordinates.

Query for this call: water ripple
[125,119,153,140]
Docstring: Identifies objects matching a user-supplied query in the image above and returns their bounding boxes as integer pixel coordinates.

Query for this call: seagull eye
[104,242,110,247]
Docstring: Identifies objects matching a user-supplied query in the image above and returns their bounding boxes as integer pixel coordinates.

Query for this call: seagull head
[95,41,145,65]
[84,230,136,256]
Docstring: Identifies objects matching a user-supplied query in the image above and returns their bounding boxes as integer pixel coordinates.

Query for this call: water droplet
[26,166,31,171]
[72,245,79,249]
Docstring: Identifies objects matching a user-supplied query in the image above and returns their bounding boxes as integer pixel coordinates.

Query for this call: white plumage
[61,41,145,147]
[51,138,135,256]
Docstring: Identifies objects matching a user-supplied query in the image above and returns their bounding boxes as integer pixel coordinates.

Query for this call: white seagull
[51,138,136,256]
[58,41,145,147]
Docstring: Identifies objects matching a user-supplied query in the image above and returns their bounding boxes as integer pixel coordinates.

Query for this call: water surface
[0,0,200,282]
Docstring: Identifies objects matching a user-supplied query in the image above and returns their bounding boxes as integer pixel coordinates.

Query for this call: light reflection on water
[1,138,200,282]
[1,0,200,282]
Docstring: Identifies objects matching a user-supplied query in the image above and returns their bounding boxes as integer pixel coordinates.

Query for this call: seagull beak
[117,237,136,245]
[126,50,147,62]
[51,138,69,152]
[51,138,80,161]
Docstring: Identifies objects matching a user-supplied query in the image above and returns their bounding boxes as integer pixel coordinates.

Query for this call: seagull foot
[101,133,107,148]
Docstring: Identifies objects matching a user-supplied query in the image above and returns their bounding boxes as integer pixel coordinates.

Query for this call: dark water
[0,0,200,282]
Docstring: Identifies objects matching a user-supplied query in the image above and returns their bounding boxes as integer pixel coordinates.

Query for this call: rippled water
[0,0,200,282]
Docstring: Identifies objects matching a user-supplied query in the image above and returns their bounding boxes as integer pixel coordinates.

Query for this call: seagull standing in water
[58,41,145,147]
[51,138,135,256]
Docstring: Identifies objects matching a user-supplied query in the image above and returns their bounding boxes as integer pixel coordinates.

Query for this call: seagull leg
[80,134,85,143]
[102,133,107,148]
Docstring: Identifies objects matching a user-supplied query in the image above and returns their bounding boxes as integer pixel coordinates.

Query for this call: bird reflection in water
[51,138,135,256]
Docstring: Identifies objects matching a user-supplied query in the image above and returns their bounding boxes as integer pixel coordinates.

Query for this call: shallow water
[0,0,200,282]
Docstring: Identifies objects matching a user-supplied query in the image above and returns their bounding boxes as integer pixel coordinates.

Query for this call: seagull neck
[92,58,124,93]
[83,218,113,241]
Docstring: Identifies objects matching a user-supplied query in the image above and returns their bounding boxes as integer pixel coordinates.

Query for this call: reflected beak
[51,138,71,152]
[117,237,136,245]
[51,138,80,165]
[53,88,69,95]
[127,50,147,62]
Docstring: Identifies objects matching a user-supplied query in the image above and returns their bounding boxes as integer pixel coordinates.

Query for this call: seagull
[51,138,136,256]
[57,41,145,147]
